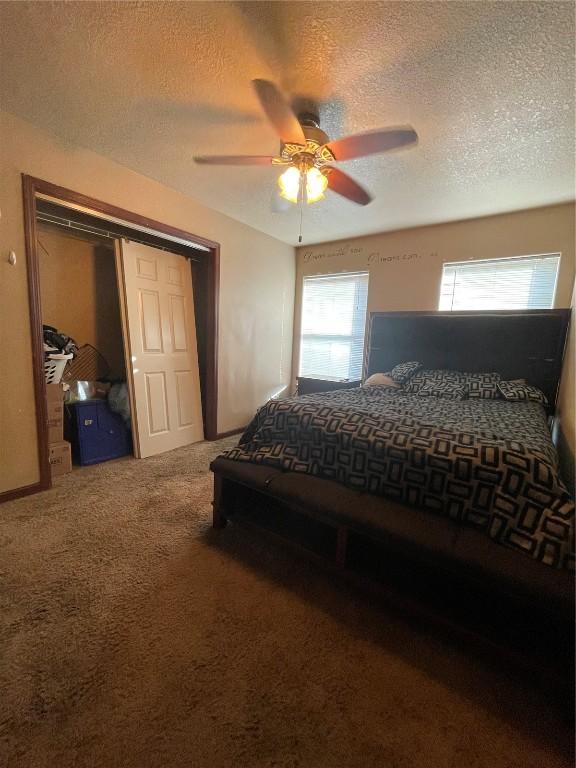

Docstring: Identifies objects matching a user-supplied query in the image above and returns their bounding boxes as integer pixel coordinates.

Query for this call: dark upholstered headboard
[364,310,571,410]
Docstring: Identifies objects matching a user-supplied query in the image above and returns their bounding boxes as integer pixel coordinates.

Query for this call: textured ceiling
[0,1,574,245]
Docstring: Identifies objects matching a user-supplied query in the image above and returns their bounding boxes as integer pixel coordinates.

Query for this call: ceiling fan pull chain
[298,174,305,243]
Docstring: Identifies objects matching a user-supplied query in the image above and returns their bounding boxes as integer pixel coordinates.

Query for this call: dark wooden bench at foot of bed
[210,456,574,685]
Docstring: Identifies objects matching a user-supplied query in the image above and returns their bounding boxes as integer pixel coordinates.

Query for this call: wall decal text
[303,243,437,266]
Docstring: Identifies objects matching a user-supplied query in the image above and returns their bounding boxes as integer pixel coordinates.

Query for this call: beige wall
[0,110,295,494]
[38,226,126,379]
[294,203,575,452]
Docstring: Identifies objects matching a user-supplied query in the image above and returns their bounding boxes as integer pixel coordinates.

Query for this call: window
[299,272,369,380]
[439,254,560,311]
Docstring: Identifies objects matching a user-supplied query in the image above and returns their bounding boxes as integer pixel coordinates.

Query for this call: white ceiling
[0,1,574,245]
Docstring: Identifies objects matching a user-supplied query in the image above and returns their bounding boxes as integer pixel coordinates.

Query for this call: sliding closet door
[116,240,204,458]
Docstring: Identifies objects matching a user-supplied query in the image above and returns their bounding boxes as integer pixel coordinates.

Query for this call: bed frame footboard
[212,472,228,529]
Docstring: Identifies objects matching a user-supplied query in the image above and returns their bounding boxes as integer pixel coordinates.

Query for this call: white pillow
[364,373,400,388]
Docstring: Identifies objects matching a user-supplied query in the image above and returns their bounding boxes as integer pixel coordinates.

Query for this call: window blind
[299,272,369,380]
[439,254,560,311]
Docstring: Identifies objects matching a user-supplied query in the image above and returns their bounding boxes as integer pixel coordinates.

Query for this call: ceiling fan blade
[194,155,275,165]
[327,168,372,206]
[326,127,418,161]
[252,79,306,146]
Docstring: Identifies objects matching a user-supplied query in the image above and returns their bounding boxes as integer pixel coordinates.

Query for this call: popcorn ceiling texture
[0,1,574,244]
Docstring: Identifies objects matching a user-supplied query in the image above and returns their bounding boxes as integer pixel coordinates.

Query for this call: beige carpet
[0,438,572,768]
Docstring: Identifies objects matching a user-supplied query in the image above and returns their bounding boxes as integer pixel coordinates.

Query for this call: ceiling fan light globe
[278,166,301,204]
[305,167,328,204]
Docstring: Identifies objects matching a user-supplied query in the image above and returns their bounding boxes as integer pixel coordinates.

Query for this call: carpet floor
[0,438,572,768]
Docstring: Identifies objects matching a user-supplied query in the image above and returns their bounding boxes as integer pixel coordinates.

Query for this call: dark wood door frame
[3,174,221,503]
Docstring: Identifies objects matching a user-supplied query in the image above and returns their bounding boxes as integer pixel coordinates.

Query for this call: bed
[210,310,574,621]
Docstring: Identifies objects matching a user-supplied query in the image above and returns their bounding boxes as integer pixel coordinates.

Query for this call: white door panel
[175,370,195,427]
[117,240,204,458]
[140,290,163,352]
[168,294,189,351]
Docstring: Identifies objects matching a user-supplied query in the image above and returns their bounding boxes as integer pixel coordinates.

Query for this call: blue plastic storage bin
[65,400,131,465]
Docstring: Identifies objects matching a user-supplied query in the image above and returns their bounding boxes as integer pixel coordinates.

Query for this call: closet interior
[37,198,209,478]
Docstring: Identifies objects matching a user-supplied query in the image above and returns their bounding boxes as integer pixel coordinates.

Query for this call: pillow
[390,361,422,384]
[464,372,501,400]
[364,373,400,388]
[404,368,465,394]
[417,379,466,400]
[498,381,548,405]
[402,369,427,393]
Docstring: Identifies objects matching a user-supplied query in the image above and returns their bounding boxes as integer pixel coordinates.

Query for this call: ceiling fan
[194,79,418,208]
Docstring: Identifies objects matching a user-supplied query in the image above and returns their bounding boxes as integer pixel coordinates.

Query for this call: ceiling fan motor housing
[301,122,330,147]
[279,115,333,167]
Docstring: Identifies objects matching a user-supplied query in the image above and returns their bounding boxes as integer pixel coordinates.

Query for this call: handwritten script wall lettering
[303,243,435,267]
[368,252,428,265]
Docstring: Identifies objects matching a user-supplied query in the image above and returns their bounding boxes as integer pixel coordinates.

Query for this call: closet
[37,199,205,475]
[38,224,126,380]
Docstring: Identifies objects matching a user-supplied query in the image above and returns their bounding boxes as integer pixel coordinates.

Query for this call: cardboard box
[49,440,72,478]
[46,383,64,443]
[46,382,64,402]
[47,401,64,443]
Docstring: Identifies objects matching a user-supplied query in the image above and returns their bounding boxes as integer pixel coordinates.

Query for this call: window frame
[298,270,369,381]
[438,252,561,312]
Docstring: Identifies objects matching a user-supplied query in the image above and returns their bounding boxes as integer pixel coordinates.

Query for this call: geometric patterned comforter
[222,386,575,570]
